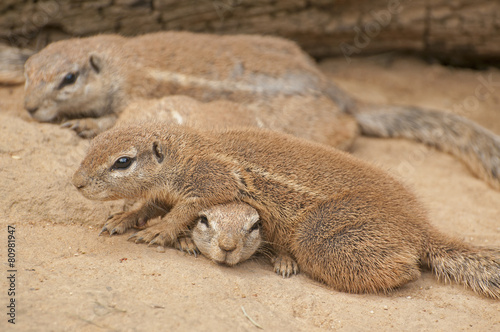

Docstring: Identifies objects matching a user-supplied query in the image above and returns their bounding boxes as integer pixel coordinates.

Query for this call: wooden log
[0,0,498,66]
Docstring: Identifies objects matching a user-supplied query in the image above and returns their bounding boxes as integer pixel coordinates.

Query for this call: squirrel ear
[89,53,103,73]
[152,142,164,163]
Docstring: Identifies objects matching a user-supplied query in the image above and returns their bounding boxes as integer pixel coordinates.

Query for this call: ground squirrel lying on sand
[73,123,500,298]
[25,32,500,190]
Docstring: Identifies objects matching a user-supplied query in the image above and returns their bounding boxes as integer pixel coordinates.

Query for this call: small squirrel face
[24,45,111,122]
[72,127,166,201]
[72,146,142,201]
[192,203,262,266]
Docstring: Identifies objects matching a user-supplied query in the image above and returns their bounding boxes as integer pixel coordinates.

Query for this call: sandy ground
[1,55,500,331]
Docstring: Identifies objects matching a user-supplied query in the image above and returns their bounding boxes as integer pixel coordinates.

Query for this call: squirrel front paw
[128,222,177,247]
[272,253,299,278]
[61,119,101,138]
[99,210,148,236]
[175,236,200,257]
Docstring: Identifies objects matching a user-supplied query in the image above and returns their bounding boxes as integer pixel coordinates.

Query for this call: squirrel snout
[219,239,237,253]
[24,98,39,115]
[72,170,88,190]
[25,106,39,115]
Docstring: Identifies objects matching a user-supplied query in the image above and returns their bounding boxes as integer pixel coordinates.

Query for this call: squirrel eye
[112,156,133,170]
[249,219,261,232]
[58,72,79,89]
[199,216,209,227]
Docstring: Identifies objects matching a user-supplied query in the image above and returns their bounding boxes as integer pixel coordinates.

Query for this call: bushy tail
[423,232,500,299]
[351,103,500,190]
[0,44,33,85]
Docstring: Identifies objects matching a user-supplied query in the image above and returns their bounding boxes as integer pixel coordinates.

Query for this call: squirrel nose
[72,170,87,190]
[26,106,39,115]
[219,239,237,253]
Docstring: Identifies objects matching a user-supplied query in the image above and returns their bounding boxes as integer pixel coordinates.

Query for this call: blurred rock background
[1,0,499,67]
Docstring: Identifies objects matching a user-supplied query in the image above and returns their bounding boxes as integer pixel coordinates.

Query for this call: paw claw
[98,226,108,236]
[101,210,143,237]
[273,254,299,279]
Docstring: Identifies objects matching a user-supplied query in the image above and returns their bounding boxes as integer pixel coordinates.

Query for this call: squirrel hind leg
[290,199,422,294]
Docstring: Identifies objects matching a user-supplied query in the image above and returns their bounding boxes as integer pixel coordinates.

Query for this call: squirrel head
[24,39,118,123]
[72,124,169,201]
[193,202,262,266]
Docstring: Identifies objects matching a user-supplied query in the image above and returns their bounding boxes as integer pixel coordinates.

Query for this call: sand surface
[1,56,499,331]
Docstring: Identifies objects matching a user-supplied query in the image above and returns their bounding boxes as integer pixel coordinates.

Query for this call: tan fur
[24,32,500,189]
[118,96,256,129]
[73,123,500,298]
[118,95,357,150]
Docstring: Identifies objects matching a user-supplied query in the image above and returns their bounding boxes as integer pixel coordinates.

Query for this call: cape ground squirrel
[24,32,500,190]
[73,123,500,298]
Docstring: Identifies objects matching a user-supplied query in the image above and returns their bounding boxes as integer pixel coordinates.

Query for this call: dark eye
[58,72,79,89]
[111,156,133,170]
[249,219,261,232]
[199,215,209,227]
